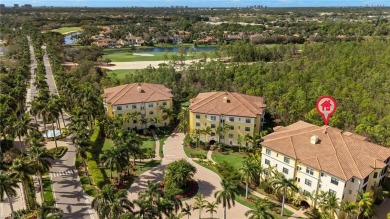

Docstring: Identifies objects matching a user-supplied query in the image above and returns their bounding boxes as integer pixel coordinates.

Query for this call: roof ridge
[111,84,134,104]
[326,131,348,180]
[339,132,363,179]
[231,93,259,116]
[289,136,298,159]
[264,127,324,142]
[143,83,172,99]
[190,92,221,111]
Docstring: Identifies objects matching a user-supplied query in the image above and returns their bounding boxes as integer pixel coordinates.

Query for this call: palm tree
[37,201,63,219]
[72,134,92,184]
[214,179,239,219]
[270,174,299,216]
[30,99,43,126]
[181,203,192,219]
[319,192,339,219]
[192,129,202,148]
[91,184,134,219]
[137,181,164,218]
[237,134,244,152]
[13,113,38,152]
[216,124,230,143]
[0,170,20,219]
[340,201,359,219]
[206,201,218,219]
[10,157,35,209]
[101,146,129,184]
[193,193,207,219]
[356,191,375,219]
[164,159,196,190]
[161,107,176,126]
[241,158,256,199]
[177,120,189,134]
[117,130,142,165]
[245,198,274,219]
[29,145,54,202]
[45,96,61,149]
[201,126,212,142]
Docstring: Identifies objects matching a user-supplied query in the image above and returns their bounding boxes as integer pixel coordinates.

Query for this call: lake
[63,32,80,45]
[104,46,217,54]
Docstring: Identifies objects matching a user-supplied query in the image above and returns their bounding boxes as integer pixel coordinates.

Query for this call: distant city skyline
[2,0,389,7]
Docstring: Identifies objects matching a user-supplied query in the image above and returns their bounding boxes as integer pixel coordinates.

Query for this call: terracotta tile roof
[189,92,266,117]
[262,121,390,180]
[103,83,173,105]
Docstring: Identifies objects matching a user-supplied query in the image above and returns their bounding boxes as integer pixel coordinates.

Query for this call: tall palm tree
[193,193,207,219]
[13,113,38,151]
[181,203,192,219]
[340,201,359,219]
[201,126,212,142]
[117,130,142,165]
[36,201,63,219]
[206,201,218,219]
[192,129,202,148]
[241,158,256,199]
[72,134,92,184]
[30,99,43,126]
[0,170,20,219]
[10,157,35,209]
[270,174,299,216]
[237,134,244,152]
[245,198,274,219]
[319,192,339,219]
[29,145,54,202]
[137,181,164,218]
[101,146,129,184]
[214,179,239,219]
[91,184,134,219]
[216,124,230,143]
[177,120,189,134]
[165,159,196,190]
[356,191,375,219]
[161,108,176,126]
[45,96,61,149]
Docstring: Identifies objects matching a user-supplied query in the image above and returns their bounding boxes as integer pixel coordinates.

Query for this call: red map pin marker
[316,96,337,125]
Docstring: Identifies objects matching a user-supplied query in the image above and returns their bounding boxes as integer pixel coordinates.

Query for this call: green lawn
[106,69,139,79]
[79,171,99,197]
[103,137,155,151]
[51,27,82,34]
[159,136,168,158]
[102,138,114,151]
[184,146,208,159]
[103,51,194,62]
[43,177,54,202]
[134,159,162,175]
[211,152,245,169]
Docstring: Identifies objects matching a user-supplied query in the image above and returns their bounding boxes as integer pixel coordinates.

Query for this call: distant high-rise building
[14,4,19,8]
[0,4,5,9]
[24,4,32,8]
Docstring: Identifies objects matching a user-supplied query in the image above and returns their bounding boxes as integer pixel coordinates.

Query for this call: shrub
[49,146,68,158]
[87,160,105,189]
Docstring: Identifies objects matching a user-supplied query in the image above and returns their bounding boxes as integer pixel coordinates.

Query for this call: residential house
[103,83,173,130]
[261,121,390,218]
[189,92,266,145]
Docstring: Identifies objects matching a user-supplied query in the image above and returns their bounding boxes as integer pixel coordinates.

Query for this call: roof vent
[223,96,229,103]
[137,86,143,93]
[310,135,319,145]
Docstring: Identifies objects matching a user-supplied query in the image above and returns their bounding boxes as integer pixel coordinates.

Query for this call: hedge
[86,121,106,189]
[49,146,68,158]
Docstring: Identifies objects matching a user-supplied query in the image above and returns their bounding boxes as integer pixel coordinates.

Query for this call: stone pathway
[206,149,216,164]
[128,131,249,219]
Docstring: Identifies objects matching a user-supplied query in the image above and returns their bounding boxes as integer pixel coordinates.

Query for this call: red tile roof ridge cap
[263,126,325,142]
[110,83,134,104]
[289,136,298,159]
[339,132,363,179]
[231,92,262,116]
[189,92,221,111]
[326,131,348,180]
[141,83,173,99]
[223,103,247,116]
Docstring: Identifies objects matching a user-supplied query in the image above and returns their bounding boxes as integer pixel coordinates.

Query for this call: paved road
[42,45,59,96]
[25,36,38,112]
[128,132,249,219]
[47,139,95,219]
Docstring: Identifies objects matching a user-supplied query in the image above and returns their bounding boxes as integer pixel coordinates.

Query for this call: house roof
[103,83,173,105]
[189,92,266,117]
[262,121,390,180]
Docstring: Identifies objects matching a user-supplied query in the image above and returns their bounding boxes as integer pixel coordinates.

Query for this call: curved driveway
[128,132,249,219]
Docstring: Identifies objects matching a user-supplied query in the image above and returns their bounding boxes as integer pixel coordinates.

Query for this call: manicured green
[211,152,245,169]
[102,138,114,151]
[87,123,106,189]
[184,146,208,158]
[106,69,139,79]
[103,51,192,62]
[43,177,54,202]
[51,27,82,34]
[103,137,155,151]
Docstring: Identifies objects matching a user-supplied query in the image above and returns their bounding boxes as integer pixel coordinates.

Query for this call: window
[321,173,324,177]
[210,116,216,121]
[373,172,378,178]
[245,118,251,123]
[132,104,137,109]
[117,114,122,117]
[211,132,215,137]
[329,189,336,194]
[148,103,154,108]
[196,114,200,119]
[351,178,355,183]
[163,102,167,106]
[229,134,234,138]
[305,179,312,187]
[331,177,339,186]
[229,117,234,122]
[196,122,200,127]
[230,125,234,130]
[117,106,122,110]
[295,177,300,182]
[149,111,154,115]
[283,167,289,174]
[245,127,250,131]
[266,149,271,155]
[306,167,314,175]
[211,124,216,128]
[265,159,270,165]
[284,157,290,164]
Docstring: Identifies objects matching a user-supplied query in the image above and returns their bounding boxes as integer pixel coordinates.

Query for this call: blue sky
[3,0,388,7]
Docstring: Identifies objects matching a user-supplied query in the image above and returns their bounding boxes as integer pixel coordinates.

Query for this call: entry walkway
[128,131,249,219]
